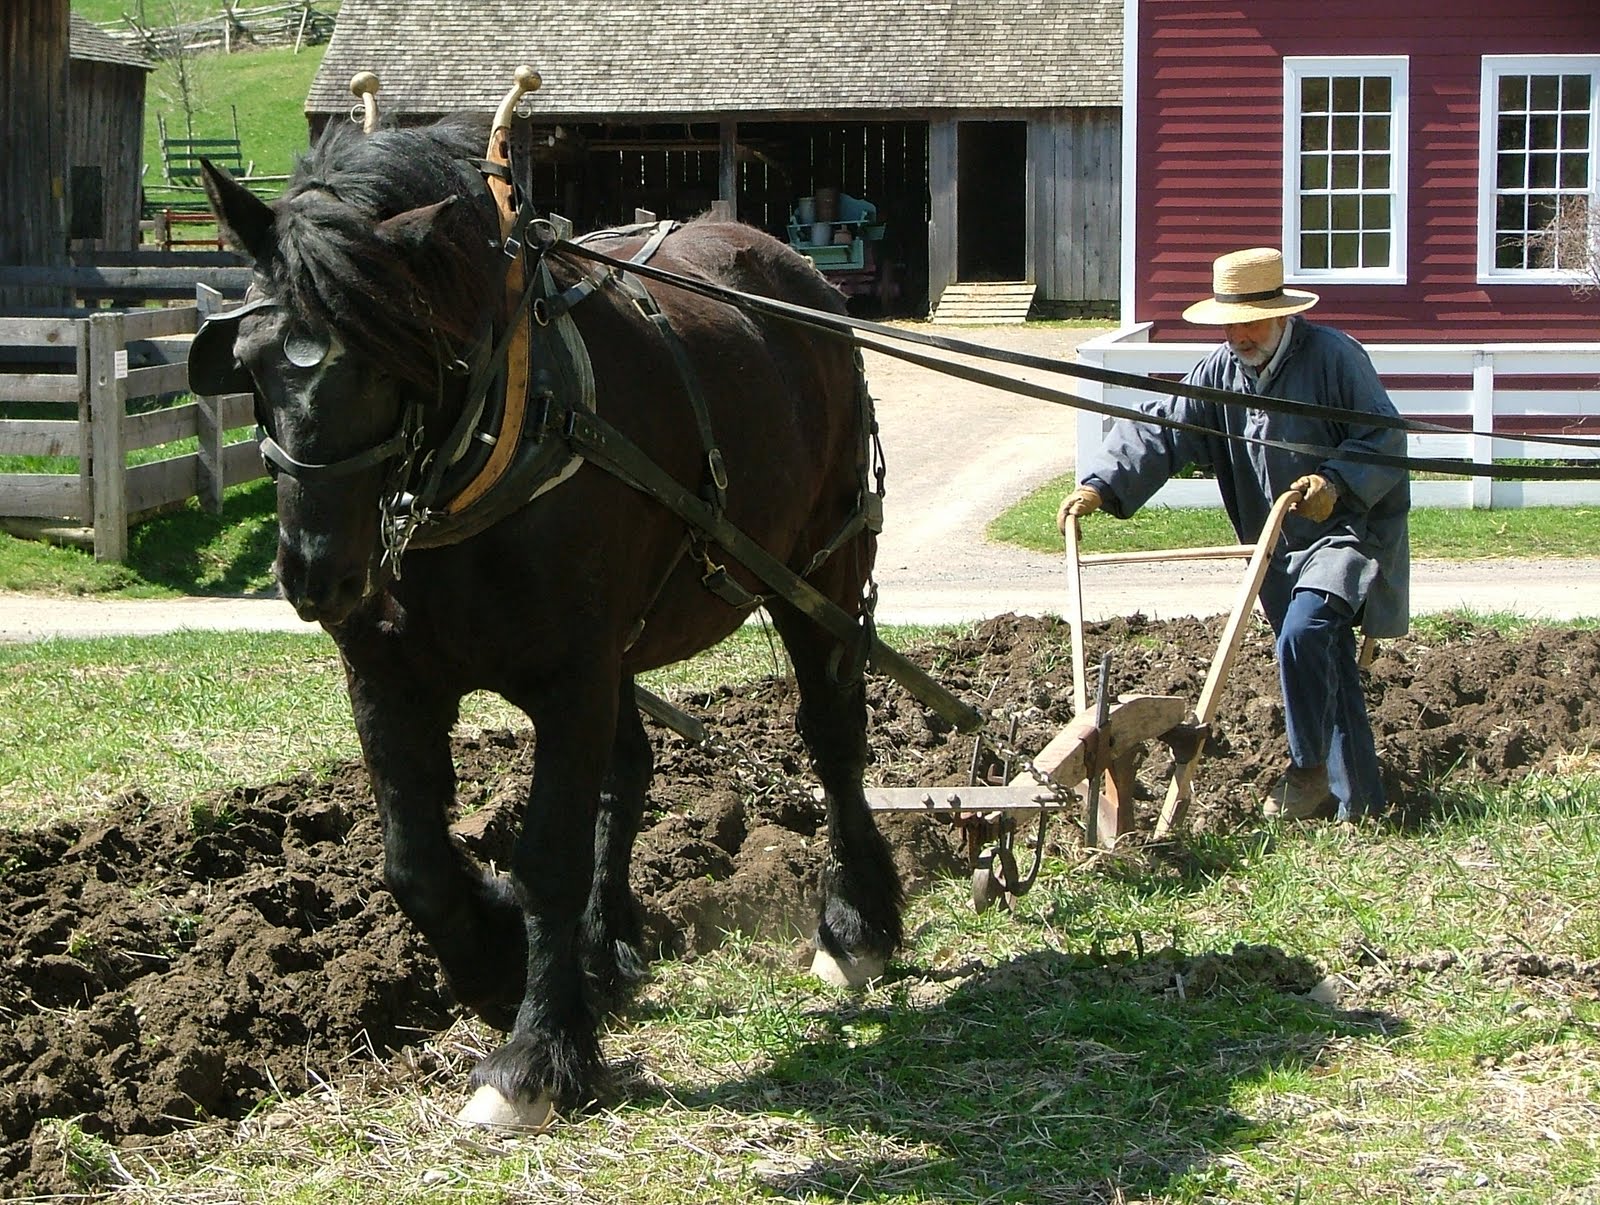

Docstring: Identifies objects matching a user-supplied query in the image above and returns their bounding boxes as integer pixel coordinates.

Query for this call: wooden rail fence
[0,304,261,562]
[104,1,335,58]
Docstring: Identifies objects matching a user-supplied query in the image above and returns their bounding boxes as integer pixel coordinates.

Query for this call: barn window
[1283,57,1409,284]
[1478,56,1600,284]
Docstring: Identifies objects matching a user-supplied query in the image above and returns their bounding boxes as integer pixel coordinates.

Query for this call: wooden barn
[303,0,1123,317]
[66,14,155,255]
[1,3,153,309]
[1077,1,1600,510]
[1119,0,1600,343]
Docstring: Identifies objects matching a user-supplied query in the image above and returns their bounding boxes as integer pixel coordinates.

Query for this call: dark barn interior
[957,120,1027,282]
[512,119,932,315]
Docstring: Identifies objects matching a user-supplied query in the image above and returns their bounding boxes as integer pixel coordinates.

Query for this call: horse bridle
[193,206,541,571]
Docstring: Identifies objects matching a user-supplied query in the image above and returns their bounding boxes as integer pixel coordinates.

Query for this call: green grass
[71,1,335,197]
[0,476,280,596]
[991,473,1600,559]
[0,621,945,828]
[141,42,329,190]
[5,618,1600,1199]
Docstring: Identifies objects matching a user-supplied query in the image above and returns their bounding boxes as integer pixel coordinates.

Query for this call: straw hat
[1181,248,1319,325]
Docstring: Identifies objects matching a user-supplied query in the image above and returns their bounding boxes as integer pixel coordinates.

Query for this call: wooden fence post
[75,318,94,524]
[1471,350,1495,510]
[194,284,226,513]
[88,312,129,562]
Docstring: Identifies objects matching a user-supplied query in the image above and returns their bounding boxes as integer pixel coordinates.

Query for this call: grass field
[71,0,335,195]
[990,474,1600,560]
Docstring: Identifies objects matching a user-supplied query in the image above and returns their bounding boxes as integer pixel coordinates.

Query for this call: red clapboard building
[1078,1,1600,510]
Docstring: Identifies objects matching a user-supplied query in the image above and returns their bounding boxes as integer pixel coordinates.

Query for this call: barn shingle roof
[69,14,155,71]
[306,0,1121,119]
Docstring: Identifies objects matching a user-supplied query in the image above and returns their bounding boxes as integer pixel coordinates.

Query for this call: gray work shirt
[1080,318,1411,637]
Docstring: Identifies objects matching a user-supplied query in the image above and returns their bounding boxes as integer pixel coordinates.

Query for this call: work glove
[1056,484,1102,534]
[1290,473,1339,523]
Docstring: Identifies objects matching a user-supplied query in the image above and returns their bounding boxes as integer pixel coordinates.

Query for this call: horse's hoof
[456,1084,555,1131]
[810,946,885,988]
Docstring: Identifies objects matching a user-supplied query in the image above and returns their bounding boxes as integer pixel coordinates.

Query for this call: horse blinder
[188,307,256,397]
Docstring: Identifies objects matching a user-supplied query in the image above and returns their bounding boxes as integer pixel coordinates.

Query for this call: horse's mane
[267,114,500,392]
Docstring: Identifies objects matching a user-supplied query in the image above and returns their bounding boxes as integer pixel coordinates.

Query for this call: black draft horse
[195,114,902,1127]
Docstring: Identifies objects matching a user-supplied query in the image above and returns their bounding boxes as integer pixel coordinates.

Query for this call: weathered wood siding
[930,109,1120,313]
[1135,0,1600,342]
[928,118,958,304]
[1029,107,1120,309]
[1,0,71,309]
[67,58,147,253]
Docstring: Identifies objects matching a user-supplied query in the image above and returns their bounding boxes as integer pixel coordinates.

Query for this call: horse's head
[192,120,499,625]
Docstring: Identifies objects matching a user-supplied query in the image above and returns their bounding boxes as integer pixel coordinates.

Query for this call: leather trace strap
[554,398,983,733]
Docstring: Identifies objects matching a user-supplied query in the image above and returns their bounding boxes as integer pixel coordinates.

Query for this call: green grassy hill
[72,1,336,198]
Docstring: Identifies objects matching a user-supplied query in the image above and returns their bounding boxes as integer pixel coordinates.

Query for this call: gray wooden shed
[67,15,155,253]
[305,0,1121,316]
[1,2,153,311]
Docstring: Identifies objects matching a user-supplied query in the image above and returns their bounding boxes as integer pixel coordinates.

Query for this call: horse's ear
[377,197,459,254]
[201,159,274,260]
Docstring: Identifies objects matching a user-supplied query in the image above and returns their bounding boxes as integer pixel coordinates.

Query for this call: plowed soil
[6,613,1600,1196]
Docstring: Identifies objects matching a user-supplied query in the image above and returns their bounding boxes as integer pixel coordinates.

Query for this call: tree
[1526,195,1600,297]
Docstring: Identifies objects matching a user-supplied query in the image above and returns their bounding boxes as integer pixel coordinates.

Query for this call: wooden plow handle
[1063,515,1089,717]
[1153,487,1302,839]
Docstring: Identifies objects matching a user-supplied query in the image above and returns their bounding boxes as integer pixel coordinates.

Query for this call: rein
[555,241,1600,482]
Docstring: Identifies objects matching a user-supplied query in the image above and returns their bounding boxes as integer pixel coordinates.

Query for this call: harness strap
[557,401,983,732]
[562,222,730,515]
[259,419,414,482]
[805,348,887,577]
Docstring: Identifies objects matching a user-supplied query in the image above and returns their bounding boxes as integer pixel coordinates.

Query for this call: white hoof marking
[811,947,885,988]
[456,1084,555,1131]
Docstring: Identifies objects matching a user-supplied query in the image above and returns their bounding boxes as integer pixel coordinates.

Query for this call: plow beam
[865,693,1186,822]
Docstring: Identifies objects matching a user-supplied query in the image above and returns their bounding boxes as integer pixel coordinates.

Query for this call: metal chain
[693,727,826,812]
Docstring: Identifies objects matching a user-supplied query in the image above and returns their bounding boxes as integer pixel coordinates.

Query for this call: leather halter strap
[260,420,415,482]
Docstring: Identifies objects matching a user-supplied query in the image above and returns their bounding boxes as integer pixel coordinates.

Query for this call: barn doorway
[510,119,930,316]
[957,120,1026,281]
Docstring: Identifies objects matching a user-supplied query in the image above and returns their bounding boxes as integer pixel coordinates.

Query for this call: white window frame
[1283,56,1410,286]
[1477,55,1600,285]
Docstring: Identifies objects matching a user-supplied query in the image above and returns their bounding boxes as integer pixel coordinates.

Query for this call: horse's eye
[283,328,330,368]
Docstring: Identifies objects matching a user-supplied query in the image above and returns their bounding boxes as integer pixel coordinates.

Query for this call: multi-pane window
[1284,58,1408,283]
[1480,58,1599,279]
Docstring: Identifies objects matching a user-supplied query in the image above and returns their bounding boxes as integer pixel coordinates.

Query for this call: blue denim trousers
[1261,586,1384,820]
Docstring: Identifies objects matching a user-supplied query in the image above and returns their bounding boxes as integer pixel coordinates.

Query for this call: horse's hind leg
[767,593,904,987]
[581,674,652,1006]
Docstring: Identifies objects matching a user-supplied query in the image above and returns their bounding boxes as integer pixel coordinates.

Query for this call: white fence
[1074,324,1600,509]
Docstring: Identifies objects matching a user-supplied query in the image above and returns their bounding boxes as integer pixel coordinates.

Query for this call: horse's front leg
[343,656,527,1029]
[459,680,617,1129]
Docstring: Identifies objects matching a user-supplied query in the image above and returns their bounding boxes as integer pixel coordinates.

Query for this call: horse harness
[191,170,895,681]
